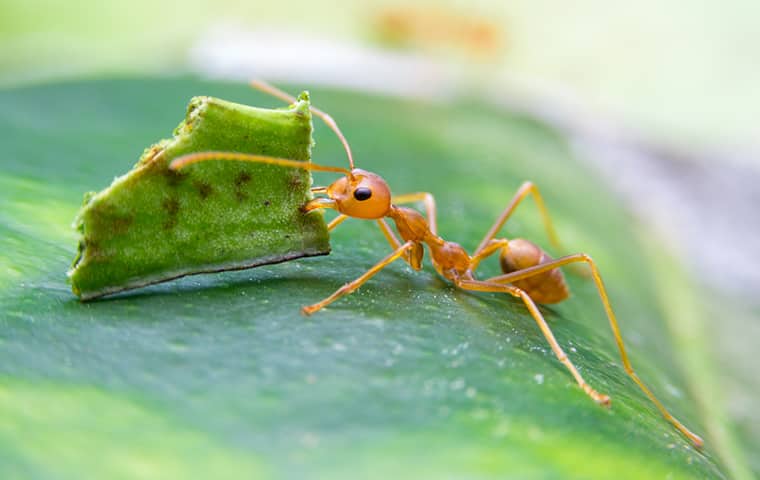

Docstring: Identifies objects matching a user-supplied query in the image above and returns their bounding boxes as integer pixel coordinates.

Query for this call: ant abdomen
[499,238,569,304]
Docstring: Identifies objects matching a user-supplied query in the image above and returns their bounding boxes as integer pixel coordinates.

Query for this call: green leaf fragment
[68,93,330,300]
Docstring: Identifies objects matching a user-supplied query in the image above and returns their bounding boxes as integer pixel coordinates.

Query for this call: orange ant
[170,80,704,448]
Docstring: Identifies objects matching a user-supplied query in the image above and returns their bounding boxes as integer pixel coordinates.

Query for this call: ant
[170,80,704,448]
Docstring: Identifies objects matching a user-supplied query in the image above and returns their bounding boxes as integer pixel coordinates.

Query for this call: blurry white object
[189,25,460,99]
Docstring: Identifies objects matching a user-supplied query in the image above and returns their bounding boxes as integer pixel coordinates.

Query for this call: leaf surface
[0,78,733,479]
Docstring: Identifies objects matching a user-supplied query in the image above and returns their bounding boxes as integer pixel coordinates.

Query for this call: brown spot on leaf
[83,237,106,260]
[194,181,213,199]
[235,171,252,186]
[287,172,304,189]
[162,197,180,230]
[164,168,188,187]
[111,214,134,234]
[89,202,133,237]
[235,171,252,202]
[263,199,271,207]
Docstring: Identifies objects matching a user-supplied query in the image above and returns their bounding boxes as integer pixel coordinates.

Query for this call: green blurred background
[1,0,759,478]
[4,0,760,150]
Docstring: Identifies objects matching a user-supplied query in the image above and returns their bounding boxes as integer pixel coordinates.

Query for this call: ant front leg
[302,241,415,315]
[485,254,704,448]
[310,187,347,232]
[375,219,424,271]
[474,181,562,257]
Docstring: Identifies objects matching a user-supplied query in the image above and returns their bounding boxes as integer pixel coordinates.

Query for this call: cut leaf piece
[69,93,330,300]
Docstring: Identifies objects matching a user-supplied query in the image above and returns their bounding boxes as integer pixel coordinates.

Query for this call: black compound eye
[353,187,372,201]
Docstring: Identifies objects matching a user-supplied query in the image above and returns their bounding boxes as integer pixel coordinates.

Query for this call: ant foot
[584,385,611,407]
[595,393,611,407]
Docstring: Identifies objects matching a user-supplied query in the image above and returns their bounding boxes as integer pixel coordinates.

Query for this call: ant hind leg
[456,278,610,405]
[483,254,704,447]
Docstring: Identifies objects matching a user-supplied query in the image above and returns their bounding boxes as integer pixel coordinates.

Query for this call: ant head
[327,169,391,219]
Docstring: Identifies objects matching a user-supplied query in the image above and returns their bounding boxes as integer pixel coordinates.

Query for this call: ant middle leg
[474,181,561,257]
[469,238,510,272]
[455,278,611,406]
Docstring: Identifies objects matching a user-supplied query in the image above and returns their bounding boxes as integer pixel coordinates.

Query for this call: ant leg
[326,216,415,270]
[376,219,426,270]
[484,254,704,447]
[469,239,509,272]
[474,181,561,256]
[377,219,402,249]
[310,187,346,231]
[309,186,345,231]
[302,241,414,315]
[456,278,610,406]
[392,192,438,235]
[328,214,349,231]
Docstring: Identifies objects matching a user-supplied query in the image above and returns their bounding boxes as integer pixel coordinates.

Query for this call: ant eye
[353,187,372,201]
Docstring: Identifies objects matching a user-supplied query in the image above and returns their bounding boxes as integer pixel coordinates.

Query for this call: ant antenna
[251,80,356,171]
[170,151,352,176]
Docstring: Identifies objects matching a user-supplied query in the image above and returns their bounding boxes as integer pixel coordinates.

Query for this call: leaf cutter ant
[170,81,704,448]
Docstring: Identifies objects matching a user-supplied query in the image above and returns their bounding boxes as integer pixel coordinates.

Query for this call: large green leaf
[0,78,737,479]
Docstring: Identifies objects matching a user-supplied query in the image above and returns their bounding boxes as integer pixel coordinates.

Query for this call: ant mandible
[171,80,704,448]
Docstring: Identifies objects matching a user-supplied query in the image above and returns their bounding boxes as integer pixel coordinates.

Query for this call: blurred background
[2,0,758,475]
